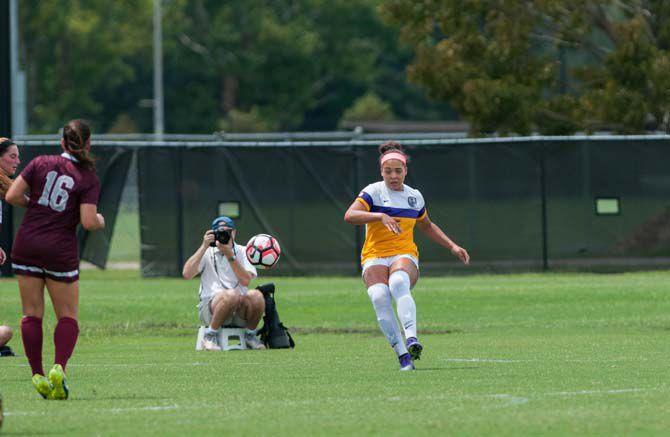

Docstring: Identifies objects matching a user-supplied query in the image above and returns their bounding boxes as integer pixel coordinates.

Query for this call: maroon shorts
[11,260,79,283]
[12,246,79,282]
[12,234,80,283]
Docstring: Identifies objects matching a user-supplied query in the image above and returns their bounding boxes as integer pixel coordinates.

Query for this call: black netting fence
[5,137,670,277]
[136,137,670,276]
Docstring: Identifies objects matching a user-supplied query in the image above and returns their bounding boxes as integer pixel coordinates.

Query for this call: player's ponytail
[0,138,15,196]
[378,141,410,165]
[63,119,96,170]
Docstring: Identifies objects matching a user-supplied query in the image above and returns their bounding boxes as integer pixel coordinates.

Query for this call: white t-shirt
[197,244,257,302]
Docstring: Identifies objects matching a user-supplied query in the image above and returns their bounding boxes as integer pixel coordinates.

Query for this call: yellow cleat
[48,364,69,400]
[31,374,53,400]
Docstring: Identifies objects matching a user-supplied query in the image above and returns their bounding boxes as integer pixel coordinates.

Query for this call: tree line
[382,0,670,135]
[20,0,452,134]
[21,1,669,136]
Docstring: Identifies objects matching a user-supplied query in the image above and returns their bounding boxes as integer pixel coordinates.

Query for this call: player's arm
[182,230,214,279]
[5,175,29,208]
[344,199,401,235]
[416,213,470,265]
[80,204,105,231]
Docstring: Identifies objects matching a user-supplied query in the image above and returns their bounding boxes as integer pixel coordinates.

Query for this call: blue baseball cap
[212,216,235,231]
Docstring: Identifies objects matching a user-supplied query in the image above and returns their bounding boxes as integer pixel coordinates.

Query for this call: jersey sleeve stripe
[370,205,422,218]
[418,207,427,220]
[358,192,373,208]
[356,196,371,211]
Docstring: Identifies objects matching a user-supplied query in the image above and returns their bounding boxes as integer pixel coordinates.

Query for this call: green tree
[302,0,457,129]
[339,92,395,127]
[19,0,458,134]
[20,0,153,133]
[164,0,456,132]
[381,0,670,135]
[164,0,321,131]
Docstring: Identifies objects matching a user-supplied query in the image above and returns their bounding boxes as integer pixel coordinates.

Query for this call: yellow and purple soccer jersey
[355,181,427,265]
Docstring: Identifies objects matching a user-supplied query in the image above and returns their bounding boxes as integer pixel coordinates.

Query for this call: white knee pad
[388,270,411,300]
[367,283,392,309]
[388,270,417,339]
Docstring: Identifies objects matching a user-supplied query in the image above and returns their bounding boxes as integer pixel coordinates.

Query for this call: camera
[210,229,231,247]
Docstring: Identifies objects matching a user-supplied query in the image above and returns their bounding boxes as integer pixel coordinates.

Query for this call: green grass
[1,270,670,435]
[107,209,140,263]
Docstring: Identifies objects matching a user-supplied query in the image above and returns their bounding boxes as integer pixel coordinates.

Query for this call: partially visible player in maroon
[6,119,105,400]
[0,137,21,265]
[0,137,22,359]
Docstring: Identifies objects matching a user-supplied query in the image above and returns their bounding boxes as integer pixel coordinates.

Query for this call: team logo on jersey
[408,196,417,207]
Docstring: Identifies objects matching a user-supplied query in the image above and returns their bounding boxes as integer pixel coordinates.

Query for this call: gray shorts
[198,290,247,328]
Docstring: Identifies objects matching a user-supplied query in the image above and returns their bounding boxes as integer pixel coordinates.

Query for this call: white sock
[206,326,219,336]
[388,270,417,339]
[367,283,408,356]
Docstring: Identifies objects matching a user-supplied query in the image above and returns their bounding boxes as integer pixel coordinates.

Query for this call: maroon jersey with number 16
[11,153,100,274]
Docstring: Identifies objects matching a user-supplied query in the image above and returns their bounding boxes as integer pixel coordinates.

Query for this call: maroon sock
[54,317,79,371]
[20,316,44,376]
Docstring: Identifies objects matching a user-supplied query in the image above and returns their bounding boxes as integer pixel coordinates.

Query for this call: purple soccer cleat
[398,353,414,371]
[406,337,423,361]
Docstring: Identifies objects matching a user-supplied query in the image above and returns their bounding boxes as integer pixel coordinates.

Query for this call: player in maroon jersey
[6,119,105,400]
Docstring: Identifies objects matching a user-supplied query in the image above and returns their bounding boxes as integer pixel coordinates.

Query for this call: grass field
[107,209,140,263]
[1,270,670,435]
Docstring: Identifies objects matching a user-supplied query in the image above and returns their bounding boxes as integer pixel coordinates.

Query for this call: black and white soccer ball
[245,234,281,269]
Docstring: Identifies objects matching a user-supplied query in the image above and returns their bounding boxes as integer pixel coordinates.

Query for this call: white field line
[2,362,265,368]
[443,357,648,364]
[444,358,525,363]
[3,387,654,417]
[545,388,648,397]
[108,405,179,413]
[485,394,530,407]
[5,404,179,417]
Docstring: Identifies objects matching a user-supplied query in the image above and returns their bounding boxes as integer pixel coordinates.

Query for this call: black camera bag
[256,283,295,349]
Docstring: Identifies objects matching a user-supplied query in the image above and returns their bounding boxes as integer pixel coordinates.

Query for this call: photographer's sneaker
[398,353,414,371]
[31,374,53,399]
[203,330,222,351]
[406,337,423,361]
[244,331,266,350]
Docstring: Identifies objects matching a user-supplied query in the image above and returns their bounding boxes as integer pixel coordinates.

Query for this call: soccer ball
[245,234,281,269]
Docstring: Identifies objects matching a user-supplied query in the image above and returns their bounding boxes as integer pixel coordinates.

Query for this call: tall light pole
[10,0,26,135]
[0,0,12,276]
[153,0,164,138]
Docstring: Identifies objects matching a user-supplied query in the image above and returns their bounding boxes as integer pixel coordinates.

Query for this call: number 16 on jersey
[38,170,74,212]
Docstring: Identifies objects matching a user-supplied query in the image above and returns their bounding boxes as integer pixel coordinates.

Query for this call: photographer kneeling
[182,216,265,351]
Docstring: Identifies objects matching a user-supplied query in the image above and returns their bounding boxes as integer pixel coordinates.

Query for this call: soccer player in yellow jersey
[344,141,470,370]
